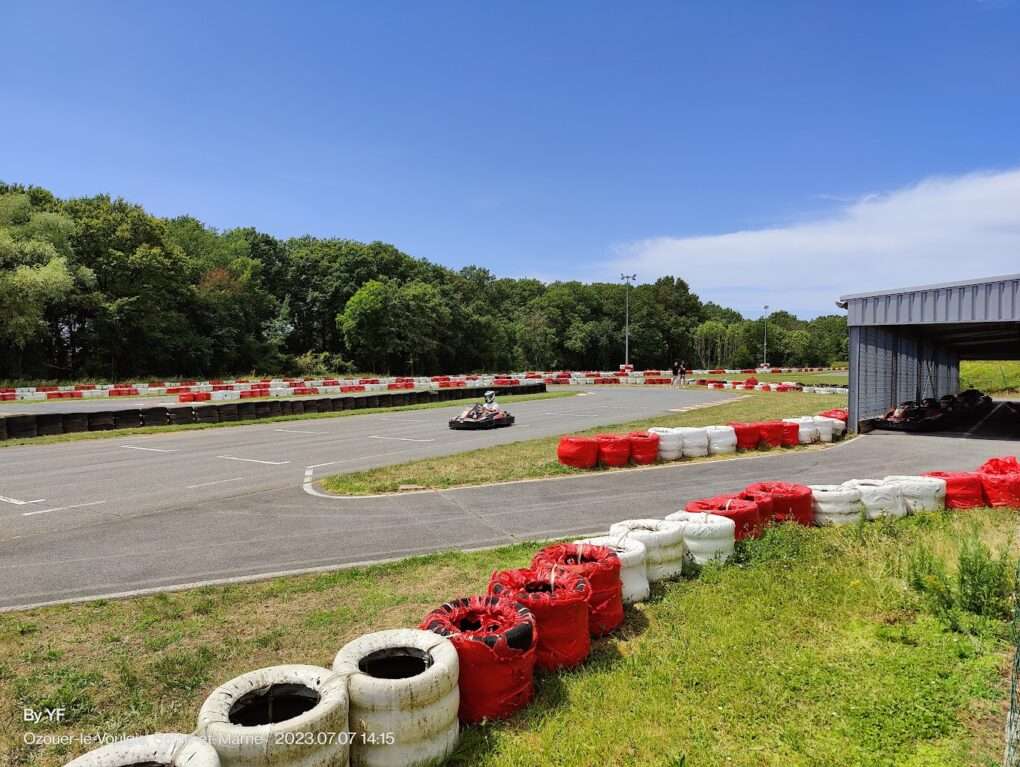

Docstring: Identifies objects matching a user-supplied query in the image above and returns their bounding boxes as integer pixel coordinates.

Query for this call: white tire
[65,734,219,767]
[608,519,686,582]
[883,475,946,513]
[815,415,846,437]
[574,535,649,603]
[842,479,908,520]
[676,427,709,458]
[809,485,865,526]
[196,665,349,767]
[811,418,834,443]
[333,629,459,767]
[649,428,683,461]
[705,425,738,455]
[783,417,818,444]
[664,511,735,564]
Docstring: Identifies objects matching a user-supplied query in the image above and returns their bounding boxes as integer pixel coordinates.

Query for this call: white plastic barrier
[574,535,650,603]
[882,475,947,513]
[676,427,709,458]
[783,417,818,444]
[705,425,738,455]
[65,734,220,767]
[649,427,683,461]
[196,665,350,767]
[664,510,735,564]
[842,479,908,520]
[333,629,459,767]
[809,485,865,526]
[608,519,686,582]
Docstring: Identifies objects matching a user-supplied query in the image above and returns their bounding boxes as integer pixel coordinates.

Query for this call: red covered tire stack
[532,543,623,637]
[596,434,631,467]
[685,496,762,540]
[557,436,599,468]
[743,481,814,526]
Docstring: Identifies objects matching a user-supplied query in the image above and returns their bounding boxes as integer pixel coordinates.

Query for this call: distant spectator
[679,360,688,385]
[671,360,681,388]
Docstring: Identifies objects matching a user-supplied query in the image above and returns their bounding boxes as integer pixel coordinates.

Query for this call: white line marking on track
[186,477,244,489]
[0,496,46,506]
[216,455,290,465]
[367,435,435,443]
[121,445,178,453]
[23,500,106,517]
[274,428,329,435]
[965,402,1002,437]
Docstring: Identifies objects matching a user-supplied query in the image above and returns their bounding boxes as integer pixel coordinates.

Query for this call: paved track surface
[3,389,1013,612]
[0,386,730,609]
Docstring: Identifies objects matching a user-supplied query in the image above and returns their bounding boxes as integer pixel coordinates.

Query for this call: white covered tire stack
[676,427,709,458]
[809,485,864,526]
[705,426,738,455]
[842,479,908,520]
[574,535,650,604]
[608,519,686,582]
[65,735,220,767]
[333,629,459,767]
[196,665,349,767]
[664,511,735,564]
[649,427,682,461]
[883,475,947,513]
[783,417,818,444]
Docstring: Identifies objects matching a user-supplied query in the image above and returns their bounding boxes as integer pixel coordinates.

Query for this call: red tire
[596,434,631,467]
[780,422,800,447]
[758,421,785,448]
[743,481,813,526]
[557,436,599,469]
[627,432,660,464]
[728,422,761,451]
[685,496,762,540]
[532,543,623,637]
[923,471,986,509]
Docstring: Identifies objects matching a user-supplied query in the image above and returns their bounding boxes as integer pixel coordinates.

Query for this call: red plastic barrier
[341,385,366,393]
[780,422,800,447]
[420,596,537,724]
[819,408,849,422]
[488,568,591,671]
[194,392,211,402]
[976,457,1020,508]
[923,471,985,509]
[178,393,195,402]
[759,383,772,391]
[743,481,813,525]
[685,496,762,540]
[532,543,623,637]
[596,434,631,467]
[740,488,776,524]
[557,436,599,469]
[627,432,659,464]
[980,456,1020,475]
[729,422,761,450]
[758,421,785,448]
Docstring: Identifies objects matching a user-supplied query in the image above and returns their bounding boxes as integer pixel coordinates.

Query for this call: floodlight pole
[762,304,770,367]
[621,273,636,367]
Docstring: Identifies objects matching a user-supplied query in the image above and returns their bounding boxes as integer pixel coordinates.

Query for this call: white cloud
[608,168,1020,318]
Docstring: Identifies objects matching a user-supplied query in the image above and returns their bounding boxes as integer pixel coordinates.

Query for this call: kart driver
[482,390,499,413]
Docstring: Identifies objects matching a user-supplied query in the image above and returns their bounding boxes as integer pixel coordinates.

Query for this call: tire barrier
[816,415,847,438]
[236,402,256,421]
[882,475,947,513]
[65,734,220,767]
[556,436,599,469]
[842,479,908,520]
[195,406,219,424]
[607,519,686,582]
[0,417,6,441]
[783,417,818,444]
[923,471,986,509]
[333,629,460,767]
[196,664,350,767]
[140,406,169,427]
[820,408,849,422]
[780,421,800,447]
[684,497,762,540]
[217,404,239,422]
[572,535,650,604]
[113,409,141,429]
[729,422,761,451]
[532,543,623,637]
[88,412,115,431]
[36,413,63,436]
[739,487,776,524]
[596,434,631,467]
[811,417,834,443]
[743,481,813,526]
[809,485,865,526]
[664,510,736,564]
[167,405,196,425]
[677,427,709,458]
[649,427,683,461]
[977,457,1020,508]
[488,569,592,671]
[705,425,738,455]
[419,596,537,724]
[627,431,659,464]
[758,420,785,448]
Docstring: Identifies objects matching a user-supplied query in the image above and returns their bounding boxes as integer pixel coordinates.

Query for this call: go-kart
[448,403,515,430]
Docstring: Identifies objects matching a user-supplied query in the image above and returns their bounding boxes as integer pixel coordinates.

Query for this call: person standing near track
[671,359,681,388]
[679,360,688,385]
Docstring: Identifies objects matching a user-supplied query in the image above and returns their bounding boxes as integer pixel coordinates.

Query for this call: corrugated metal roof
[839,273,1020,326]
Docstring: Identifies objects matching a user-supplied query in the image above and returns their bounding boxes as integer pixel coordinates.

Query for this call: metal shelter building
[838,274,1020,430]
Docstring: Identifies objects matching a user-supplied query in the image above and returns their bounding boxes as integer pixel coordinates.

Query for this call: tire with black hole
[268,400,283,417]
[333,628,459,767]
[196,664,349,767]
[366,396,380,408]
[255,402,272,419]
[279,400,294,416]
[217,404,239,422]
[64,733,220,767]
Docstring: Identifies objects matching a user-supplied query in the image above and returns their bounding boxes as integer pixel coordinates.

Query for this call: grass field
[961,361,1020,394]
[0,391,572,449]
[322,391,849,495]
[1,510,1014,767]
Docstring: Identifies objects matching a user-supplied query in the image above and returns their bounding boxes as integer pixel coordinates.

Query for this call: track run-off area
[1,385,1014,611]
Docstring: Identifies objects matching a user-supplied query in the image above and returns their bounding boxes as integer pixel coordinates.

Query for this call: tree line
[0,183,847,381]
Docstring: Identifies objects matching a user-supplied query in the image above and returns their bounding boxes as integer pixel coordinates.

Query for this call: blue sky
[5,1,1020,317]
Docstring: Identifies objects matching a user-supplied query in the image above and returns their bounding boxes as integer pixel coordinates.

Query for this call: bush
[957,535,1013,620]
[292,351,354,377]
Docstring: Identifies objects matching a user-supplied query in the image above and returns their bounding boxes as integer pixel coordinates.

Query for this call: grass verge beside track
[322,391,849,495]
[0,511,1012,767]
[0,391,573,449]
[961,361,1020,395]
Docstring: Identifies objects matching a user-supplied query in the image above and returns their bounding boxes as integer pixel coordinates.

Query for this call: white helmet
[484,390,496,403]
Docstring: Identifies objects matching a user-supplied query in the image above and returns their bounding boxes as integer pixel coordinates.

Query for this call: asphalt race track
[2,387,1014,611]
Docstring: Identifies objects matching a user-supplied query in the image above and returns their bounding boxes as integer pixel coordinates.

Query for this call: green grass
[0,391,572,449]
[1,511,1014,767]
[322,391,849,495]
[961,361,1020,394]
